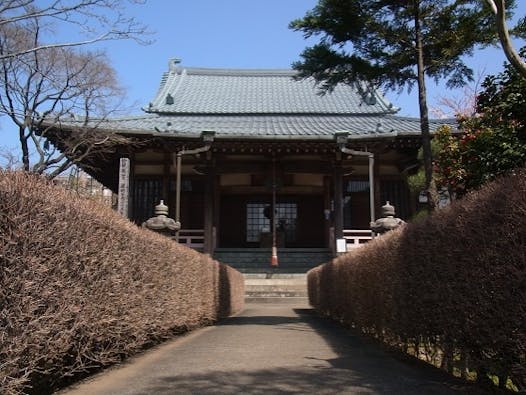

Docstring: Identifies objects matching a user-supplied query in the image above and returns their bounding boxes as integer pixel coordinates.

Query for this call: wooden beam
[212,160,334,174]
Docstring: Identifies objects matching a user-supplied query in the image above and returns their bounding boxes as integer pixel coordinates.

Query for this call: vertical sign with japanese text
[117,157,130,218]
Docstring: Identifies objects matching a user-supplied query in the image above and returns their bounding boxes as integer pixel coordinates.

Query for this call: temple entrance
[219,195,325,248]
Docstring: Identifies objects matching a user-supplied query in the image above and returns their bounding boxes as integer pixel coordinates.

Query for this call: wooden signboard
[117,157,130,218]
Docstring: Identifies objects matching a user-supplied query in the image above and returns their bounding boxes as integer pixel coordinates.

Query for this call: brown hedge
[308,169,526,391]
[0,171,244,395]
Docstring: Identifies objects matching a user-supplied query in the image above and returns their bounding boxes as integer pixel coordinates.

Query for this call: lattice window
[246,203,297,243]
[276,203,297,243]
[346,180,370,193]
[133,178,163,224]
[380,180,410,220]
[246,203,269,242]
[344,180,370,228]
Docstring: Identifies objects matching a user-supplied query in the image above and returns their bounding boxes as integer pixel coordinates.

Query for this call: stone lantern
[370,201,405,234]
[142,200,180,237]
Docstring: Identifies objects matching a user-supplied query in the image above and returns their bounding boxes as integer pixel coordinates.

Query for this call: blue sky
[108,0,525,116]
[107,0,322,112]
[1,0,526,159]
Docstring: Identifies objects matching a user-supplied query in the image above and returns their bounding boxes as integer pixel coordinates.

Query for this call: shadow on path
[61,304,490,394]
[140,307,483,394]
[146,364,463,395]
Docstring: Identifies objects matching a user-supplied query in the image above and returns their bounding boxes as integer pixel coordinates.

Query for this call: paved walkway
[60,302,483,394]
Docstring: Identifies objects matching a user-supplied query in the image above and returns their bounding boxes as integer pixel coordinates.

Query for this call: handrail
[343,229,373,250]
[174,228,371,251]
[173,229,204,249]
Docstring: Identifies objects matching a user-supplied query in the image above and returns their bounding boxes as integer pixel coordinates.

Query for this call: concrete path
[60,302,483,394]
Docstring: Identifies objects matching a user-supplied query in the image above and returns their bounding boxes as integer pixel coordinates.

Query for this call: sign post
[117,157,130,218]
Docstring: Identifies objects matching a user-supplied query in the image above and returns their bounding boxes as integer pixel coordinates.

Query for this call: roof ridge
[173,67,297,77]
[148,111,397,117]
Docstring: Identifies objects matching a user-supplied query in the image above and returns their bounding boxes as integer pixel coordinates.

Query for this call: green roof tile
[56,62,456,140]
[69,113,454,140]
[146,65,398,115]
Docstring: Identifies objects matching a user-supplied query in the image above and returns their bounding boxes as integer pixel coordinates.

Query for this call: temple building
[47,59,452,269]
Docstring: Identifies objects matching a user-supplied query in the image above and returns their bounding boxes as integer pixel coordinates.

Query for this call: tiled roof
[146,61,398,115]
[54,62,456,141]
[70,113,454,141]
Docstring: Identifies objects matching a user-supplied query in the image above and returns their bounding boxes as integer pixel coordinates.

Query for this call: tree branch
[0,0,151,60]
[0,19,131,178]
[488,0,526,78]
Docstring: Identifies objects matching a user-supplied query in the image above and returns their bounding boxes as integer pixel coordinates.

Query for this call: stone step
[243,276,308,298]
[215,249,323,301]
[245,278,306,286]
[246,288,307,297]
[214,248,332,271]
[245,290,309,298]
[238,268,314,275]
[242,272,308,279]
[245,296,309,305]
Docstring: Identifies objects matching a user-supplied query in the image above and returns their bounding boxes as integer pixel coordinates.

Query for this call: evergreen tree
[290,0,521,209]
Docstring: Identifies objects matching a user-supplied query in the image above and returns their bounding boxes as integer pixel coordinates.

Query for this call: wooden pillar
[203,157,215,255]
[374,152,381,219]
[213,171,220,251]
[162,151,170,201]
[323,175,332,249]
[333,162,344,240]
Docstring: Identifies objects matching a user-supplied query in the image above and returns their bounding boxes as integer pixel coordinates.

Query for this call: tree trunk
[414,2,438,210]
[493,0,526,79]
[19,127,30,171]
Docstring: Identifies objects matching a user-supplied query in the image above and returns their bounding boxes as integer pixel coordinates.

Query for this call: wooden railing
[175,229,205,249]
[174,228,371,252]
[343,229,373,250]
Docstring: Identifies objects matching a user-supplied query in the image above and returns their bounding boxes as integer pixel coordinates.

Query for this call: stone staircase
[213,248,332,273]
[213,248,332,303]
[243,272,308,304]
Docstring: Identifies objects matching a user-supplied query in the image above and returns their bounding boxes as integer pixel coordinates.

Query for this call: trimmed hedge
[308,170,526,391]
[0,171,244,394]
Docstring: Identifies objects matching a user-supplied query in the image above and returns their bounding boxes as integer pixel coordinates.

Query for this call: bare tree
[431,68,487,118]
[0,0,150,60]
[0,17,132,178]
[485,0,526,78]
[0,145,22,169]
